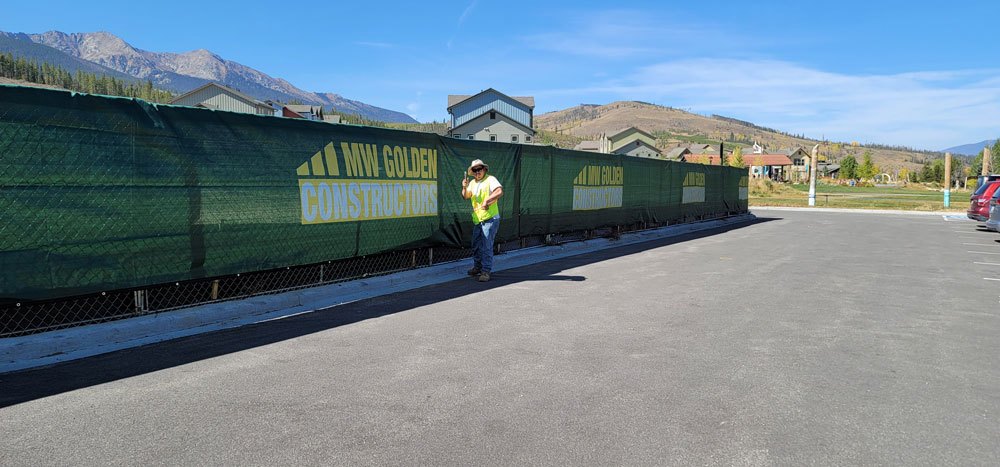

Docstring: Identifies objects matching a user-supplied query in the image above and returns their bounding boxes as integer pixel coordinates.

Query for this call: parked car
[973,174,1000,197]
[986,189,1000,231]
[967,180,1000,221]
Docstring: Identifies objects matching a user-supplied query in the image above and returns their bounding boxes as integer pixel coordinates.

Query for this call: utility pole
[808,144,819,207]
[984,146,993,176]
[944,152,952,208]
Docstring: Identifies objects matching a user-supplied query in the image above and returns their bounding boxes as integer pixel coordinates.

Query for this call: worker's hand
[461,177,469,188]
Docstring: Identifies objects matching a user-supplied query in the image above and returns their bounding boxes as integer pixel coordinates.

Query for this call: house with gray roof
[819,163,840,178]
[665,147,693,160]
[170,82,275,116]
[574,127,662,159]
[284,104,325,121]
[447,88,535,144]
[573,140,602,152]
[686,143,716,154]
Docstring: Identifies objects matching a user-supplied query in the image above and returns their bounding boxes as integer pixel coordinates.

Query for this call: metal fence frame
[0,213,737,338]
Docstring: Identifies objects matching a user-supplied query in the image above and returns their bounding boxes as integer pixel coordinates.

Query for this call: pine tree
[858,151,876,179]
[840,155,858,179]
[729,146,744,167]
[0,54,175,103]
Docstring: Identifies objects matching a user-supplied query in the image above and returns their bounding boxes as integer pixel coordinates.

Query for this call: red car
[968,181,1000,221]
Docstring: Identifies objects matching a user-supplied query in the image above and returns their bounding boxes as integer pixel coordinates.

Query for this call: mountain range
[941,140,997,157]
[532,101,945,172]
[2,29,987,159]
[0,30,417,123]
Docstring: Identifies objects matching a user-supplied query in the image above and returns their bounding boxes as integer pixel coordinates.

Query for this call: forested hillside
[0,53,173,102]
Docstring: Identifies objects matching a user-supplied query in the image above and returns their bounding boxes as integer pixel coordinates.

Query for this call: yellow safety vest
[469,176,500,224]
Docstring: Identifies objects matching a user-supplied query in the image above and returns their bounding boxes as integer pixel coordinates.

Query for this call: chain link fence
[0,245,466,337]
[1,85,746,338]
[0,215,742,338]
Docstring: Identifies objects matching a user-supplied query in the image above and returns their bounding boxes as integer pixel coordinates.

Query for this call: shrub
[750,178,775,196]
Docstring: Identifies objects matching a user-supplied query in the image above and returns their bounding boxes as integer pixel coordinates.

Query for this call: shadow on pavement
[0,217,777,407]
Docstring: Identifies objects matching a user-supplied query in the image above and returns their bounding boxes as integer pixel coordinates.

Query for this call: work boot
[467,267,481,276]
[477,271,490,282]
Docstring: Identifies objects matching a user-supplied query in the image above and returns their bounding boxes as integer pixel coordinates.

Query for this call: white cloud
[458,0,478,26]
[520,9,750,60]
[447,0,479,50]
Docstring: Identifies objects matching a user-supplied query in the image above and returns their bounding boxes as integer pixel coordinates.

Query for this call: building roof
[285,104,324,115]
[574,140,601,151]
[282,106,306,119]
[665,147,692,159]
[777,147,809,158]
[447,88,535,110]
[682,154,722,165]
[607,126,655,141]
[169,81,269,108]
[742,154,793,166]
[613,139,661,156]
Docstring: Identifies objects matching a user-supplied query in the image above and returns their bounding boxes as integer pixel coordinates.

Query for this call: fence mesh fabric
[0,85,747,336]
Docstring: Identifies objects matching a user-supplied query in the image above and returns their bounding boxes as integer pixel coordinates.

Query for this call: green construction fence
[0,85,748,302]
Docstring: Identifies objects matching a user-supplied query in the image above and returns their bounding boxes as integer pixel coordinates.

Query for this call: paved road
[2,209,998,465]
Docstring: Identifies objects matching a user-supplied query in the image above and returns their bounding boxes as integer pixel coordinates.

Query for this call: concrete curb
[0,214,756,374]
[750,206,968,217]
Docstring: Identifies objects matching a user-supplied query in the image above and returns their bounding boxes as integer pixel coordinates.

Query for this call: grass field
[750,180,968,211]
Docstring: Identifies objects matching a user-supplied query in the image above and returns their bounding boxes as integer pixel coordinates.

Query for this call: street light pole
[808,144,819,207]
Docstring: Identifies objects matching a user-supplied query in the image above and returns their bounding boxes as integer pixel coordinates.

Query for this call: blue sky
[3,0,999,150]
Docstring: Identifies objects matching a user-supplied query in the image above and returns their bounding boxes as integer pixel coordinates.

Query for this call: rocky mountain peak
[12,29,417,123]
[30,30,155,78]
[158,49,229,80]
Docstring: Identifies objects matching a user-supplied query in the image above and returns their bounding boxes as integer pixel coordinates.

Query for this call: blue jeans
[472,216,500,272]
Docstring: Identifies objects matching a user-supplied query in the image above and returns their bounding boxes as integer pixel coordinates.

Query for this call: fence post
[808,144,819,207]
[983,146,992,176]
[133,290,148,313]
[944,152,952,207]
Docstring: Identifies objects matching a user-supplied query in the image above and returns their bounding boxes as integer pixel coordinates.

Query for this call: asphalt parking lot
[1,208,998,465]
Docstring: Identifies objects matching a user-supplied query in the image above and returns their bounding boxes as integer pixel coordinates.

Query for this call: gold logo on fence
[297,141,438,224]
[682,171,706,204]
[572,165,623,211]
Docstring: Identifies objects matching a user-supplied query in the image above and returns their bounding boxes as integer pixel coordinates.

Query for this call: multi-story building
[447,88,535,144]
[574,127,662,159]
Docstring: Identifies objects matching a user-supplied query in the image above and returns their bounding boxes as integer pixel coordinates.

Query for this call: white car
[986,193,1000,231]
